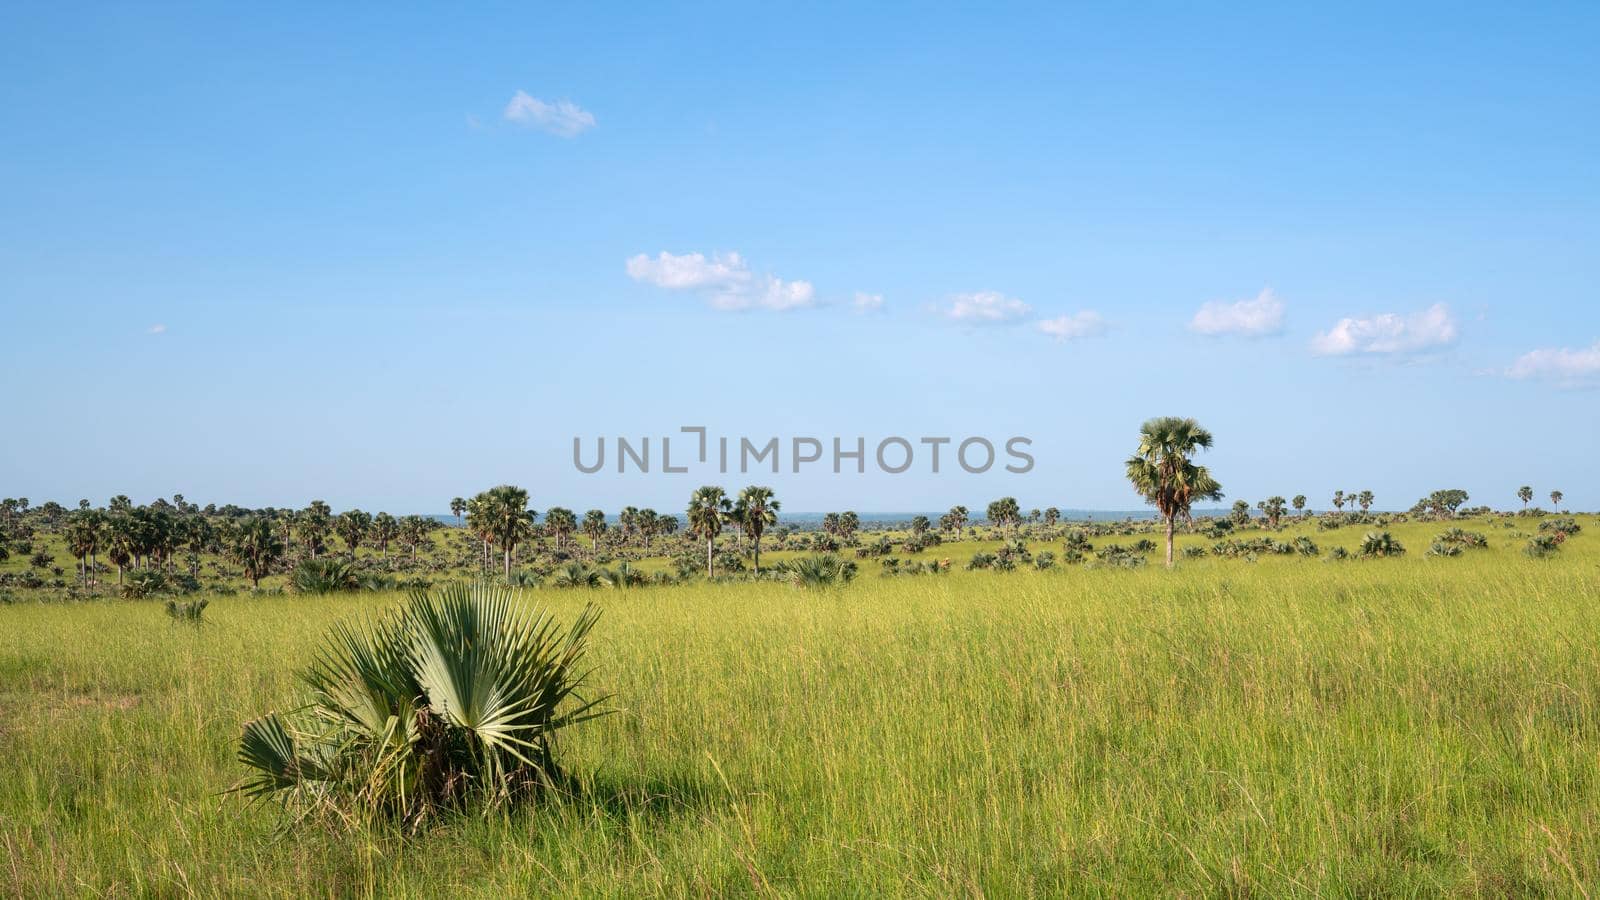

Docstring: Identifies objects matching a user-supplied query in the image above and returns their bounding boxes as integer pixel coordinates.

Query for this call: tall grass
[1,516,1597,895]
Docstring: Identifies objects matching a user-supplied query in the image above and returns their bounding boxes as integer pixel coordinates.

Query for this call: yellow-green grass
[1,516,1597,895]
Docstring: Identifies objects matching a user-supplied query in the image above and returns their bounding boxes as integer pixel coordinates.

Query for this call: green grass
[2,516,1598,895]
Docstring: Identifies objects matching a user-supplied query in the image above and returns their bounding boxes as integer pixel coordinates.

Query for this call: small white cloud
[943,291,1032,324]
[853,292,885,313]
[626,251,816,311]
[146,324,167,335]
[503,91,595,138]
[1038,311,1107,341]
[1311,303,1458,356]
[1190,288,1285,337]
[1506,341,1600,385]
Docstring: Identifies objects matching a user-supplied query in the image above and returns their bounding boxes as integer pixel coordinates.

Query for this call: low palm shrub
[292,558,361,594]
[165,597,209,623]
[1358,531,1405,558]
[235,583,605,826]
[1525,534,1562,558]
[776,554,857,587]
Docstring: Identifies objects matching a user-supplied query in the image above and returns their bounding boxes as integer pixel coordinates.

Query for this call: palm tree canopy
[687,486,730,540]
[1125,416,1223,518]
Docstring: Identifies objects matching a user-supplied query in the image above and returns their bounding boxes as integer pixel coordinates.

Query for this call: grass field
[3,515,1598,896]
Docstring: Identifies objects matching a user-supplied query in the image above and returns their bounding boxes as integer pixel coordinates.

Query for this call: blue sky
[2,2,1597,514]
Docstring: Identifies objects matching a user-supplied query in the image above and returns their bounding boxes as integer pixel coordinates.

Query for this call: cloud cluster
[1038,311,1107,341]
[1311,303,1457,356]
[941,291,1033,324]
[503,92,595,138]
[626,251,816,311]
[853,292,885,313]
[1190,289,1284,337]
[1506,341,1600,384]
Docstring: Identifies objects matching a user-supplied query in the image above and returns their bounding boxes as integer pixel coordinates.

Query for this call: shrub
[292,559,362,594]
[1525,534,1562,559]
[1033,551,1056,571]
[1327,546,1349,561]
[236,583,605,824]
[122,568,171,599]
[1293,536,1320,557]
[1540,518,1581,538]
[1358,531,1405,558]
[776,554,857,588]
[165,597,209,624]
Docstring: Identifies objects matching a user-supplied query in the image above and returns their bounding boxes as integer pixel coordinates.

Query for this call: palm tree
[941,506,968,539]
[1518,485,1533,508]
[450,496,467,527]
[335,509,372,558]
[1043,507,1060,527]
[581,509,608,557]
[986,498,1021,531]
[731,486,780,574]
[637,508,659,550]
[1292,495,1307,517]
[1258,496,1287,528]
[687,486,730,577]
[1125,416,1224,569]
[481,485,535,580]
[1551,490,1563,510]
[618,506,639,544]
[398,514,433,562]
[228,516,284,589]
[371,512,399,557]
[1358,490,1374,513]
[544,507,577,551]
[1331,490,1345,513]
[299,500,332,560]
[838,511,860,541]
[64,511,99,582]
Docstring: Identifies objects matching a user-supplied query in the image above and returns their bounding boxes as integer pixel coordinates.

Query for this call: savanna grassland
[2,514,1598,897]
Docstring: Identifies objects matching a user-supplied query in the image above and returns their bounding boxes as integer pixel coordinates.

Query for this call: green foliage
[291,558,361,595]
[165,597,209,623]
[776,554,857,587]
[1358,531,1406,558]
[1525,534,1563,558]
[235,583,605,825]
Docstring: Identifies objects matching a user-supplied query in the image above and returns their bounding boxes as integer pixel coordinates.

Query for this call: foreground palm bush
[236,583,605,825]
[291,558,361,594]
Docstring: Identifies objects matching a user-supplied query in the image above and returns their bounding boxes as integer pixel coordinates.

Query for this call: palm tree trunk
[706,537,714,578]
[1165,515,1176,569]
[504,544,512,580]
[753,535,761,574]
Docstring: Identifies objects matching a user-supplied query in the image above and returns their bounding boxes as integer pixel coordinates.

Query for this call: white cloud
[853,292,885,313]
[1038,311,1107,341]
[1311,303,1458,356]
[146,324,166,335]
[626,251,816,311]
[1190,288,1285,337]
[943,291,1032,324]
[1506,341,1600,384]
[503,91,595,137]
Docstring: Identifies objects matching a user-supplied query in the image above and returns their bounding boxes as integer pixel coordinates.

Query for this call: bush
[165,597,209,623]
[236,583,605,824]
[292,558,361,594]
[1525,534,1562,558]
[122,569,170,599]
[1358,531,1405,558]
[1540,518,1581,538]
[776,554,857,588]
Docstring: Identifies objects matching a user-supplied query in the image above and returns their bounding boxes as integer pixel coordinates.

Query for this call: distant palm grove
[0,419,1576,601]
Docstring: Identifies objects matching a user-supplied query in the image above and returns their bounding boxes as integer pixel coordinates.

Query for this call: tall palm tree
[450,496,467,527]
[731,486,780,574]
[582,509,608,557]
[480,485,535,580]
[687,486,730,578]
[1292,494,1307,517]
[637,508,659,550]
[544,507,577,551]
[1124,416,1224,569]
[371,512,399,557]
[1331,490,1345,513]
[1358,490,1374,513]
[1551,490,1563,510]
[335,509,372,558]
[299,500,332,560]
[229,516,284,589]
[619,506,640,544]
[1518,485,1533,508]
